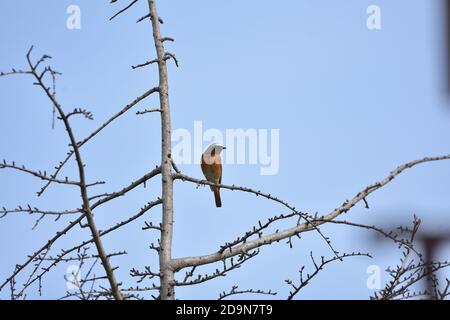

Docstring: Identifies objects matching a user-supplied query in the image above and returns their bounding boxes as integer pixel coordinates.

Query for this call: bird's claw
[196,180,208,189]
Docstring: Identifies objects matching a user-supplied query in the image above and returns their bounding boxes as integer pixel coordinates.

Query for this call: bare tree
[1,0,449,300]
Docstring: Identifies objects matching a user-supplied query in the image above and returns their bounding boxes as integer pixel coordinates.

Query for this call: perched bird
[201,143,226,207]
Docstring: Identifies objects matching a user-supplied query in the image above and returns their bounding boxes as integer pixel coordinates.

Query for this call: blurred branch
[437,280,450,300]
[373,218,450,300]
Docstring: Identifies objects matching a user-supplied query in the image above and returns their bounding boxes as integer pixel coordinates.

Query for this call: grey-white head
[204,143,226,156]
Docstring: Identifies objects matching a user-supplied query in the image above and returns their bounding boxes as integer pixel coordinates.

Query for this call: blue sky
[1,0,450,299]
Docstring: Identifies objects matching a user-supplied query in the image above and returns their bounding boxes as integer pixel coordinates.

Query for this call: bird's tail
[213,188,222,208]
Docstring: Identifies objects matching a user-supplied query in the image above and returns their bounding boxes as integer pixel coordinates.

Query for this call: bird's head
[204,143,226,156]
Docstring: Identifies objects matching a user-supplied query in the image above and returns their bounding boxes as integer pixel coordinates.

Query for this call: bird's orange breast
[201,154,222,183]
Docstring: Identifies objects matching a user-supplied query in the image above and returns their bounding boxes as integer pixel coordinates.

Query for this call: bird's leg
[196,179,209,189]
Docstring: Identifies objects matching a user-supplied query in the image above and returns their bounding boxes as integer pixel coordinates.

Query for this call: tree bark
[147,0,175,300]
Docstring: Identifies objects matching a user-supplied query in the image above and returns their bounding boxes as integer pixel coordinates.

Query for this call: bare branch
[130,266,160,283]
[132,53,178,70]
[136,108,162,115]
[174,251,259,287]
[75,86,159,152]
[142,221,162,231]
[132,58,159,69]
[0,161,79,186]
[315,218,423,259]
[0,168,161,292]
[218,211,304,253]
[219,285,276,300]
[136,13,164,24]
[38,251,126,263]
[171,160,180,174]
[160,37,174,43]
[13,199,162,295]
[0,205,80,219]
[64,108,94,120]
[172,154,450,271]
[286,252,372,300]
[173,172,302,215]
[173,172,340,261]
[164,52,178,67]
[109,0,138,21]
[37,87,159,196]
[90,166,161,208]
[0,215,84,291]
[0,69,32,77]
[3,46,124,299]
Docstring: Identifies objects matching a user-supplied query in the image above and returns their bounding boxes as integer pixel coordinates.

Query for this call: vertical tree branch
[26,48,123,300]
[147,0,175,300]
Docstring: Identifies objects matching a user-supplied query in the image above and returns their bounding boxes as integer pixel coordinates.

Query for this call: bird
[201,143,226,207]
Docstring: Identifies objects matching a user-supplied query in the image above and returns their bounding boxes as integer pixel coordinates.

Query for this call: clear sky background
[1,0,450,300]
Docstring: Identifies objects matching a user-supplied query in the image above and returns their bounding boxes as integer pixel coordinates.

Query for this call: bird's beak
[222,146,227,150]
